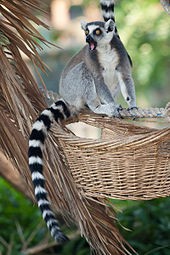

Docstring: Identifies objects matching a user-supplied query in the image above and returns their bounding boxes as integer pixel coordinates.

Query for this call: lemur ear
[105,19,115,33]
[81,20,87,30]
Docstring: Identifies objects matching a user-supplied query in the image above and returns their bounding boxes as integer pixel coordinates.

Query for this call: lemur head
[81,19,115,51]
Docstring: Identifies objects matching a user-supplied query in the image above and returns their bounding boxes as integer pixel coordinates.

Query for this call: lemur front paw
[117,104,123,111]
[112,107,123,118]
[127,106,138,120]
[127,106,138,111]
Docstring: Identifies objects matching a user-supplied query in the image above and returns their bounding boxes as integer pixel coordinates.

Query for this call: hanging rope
[113,103,170,119]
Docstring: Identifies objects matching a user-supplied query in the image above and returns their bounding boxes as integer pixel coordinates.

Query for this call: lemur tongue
[90,42,95,50]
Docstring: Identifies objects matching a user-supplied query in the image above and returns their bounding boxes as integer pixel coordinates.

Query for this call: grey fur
[59,20,136,116]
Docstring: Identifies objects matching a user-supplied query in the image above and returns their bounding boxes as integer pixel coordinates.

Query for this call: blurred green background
[0,0,170,254]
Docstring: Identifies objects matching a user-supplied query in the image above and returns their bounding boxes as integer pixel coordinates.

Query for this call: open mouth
[86,36,97,51]
[89,42,96,51]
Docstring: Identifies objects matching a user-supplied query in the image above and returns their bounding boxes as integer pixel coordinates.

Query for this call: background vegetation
[0,0,169,254]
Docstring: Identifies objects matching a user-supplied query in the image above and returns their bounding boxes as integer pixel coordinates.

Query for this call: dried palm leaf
[0,1,136,254]
[0,0,49,200]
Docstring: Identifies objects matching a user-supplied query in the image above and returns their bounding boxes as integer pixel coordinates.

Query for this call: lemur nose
[86,35,93,43]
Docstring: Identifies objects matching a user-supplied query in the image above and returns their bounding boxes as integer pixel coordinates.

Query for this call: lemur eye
[85,30,89,35]
[95,29,101,35]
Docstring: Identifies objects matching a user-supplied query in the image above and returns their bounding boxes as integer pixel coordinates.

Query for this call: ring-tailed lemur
[28,0,137,243]
[59,0,136,114]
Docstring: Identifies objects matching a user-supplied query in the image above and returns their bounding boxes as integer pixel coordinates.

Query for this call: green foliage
[1,178,170,254]
[82,0,95,7]
[59,237,90,255]
[0,179,47,254]
[0,179,90,254]
[114,198,170,254]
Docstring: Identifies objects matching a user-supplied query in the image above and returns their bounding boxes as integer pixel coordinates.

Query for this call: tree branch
[0,150,33,201]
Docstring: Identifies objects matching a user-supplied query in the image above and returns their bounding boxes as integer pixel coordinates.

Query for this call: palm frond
[0,0,48,134]
[0,0,48,200]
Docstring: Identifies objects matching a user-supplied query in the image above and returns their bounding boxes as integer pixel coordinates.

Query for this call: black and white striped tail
[100,0,132,66]
[28,99,71,242]
[100,0,119,36]
[100,0,115,22]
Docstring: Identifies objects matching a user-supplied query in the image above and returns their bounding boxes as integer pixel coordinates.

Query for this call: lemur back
[28,0,137,243]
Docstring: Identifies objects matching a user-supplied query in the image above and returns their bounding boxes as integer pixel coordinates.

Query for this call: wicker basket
[53,114,170,201]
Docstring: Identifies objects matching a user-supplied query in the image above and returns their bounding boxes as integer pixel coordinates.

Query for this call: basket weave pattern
[53,114,170,201]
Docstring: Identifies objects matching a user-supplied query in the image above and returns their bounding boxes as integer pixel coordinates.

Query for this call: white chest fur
[97,45,119,93]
